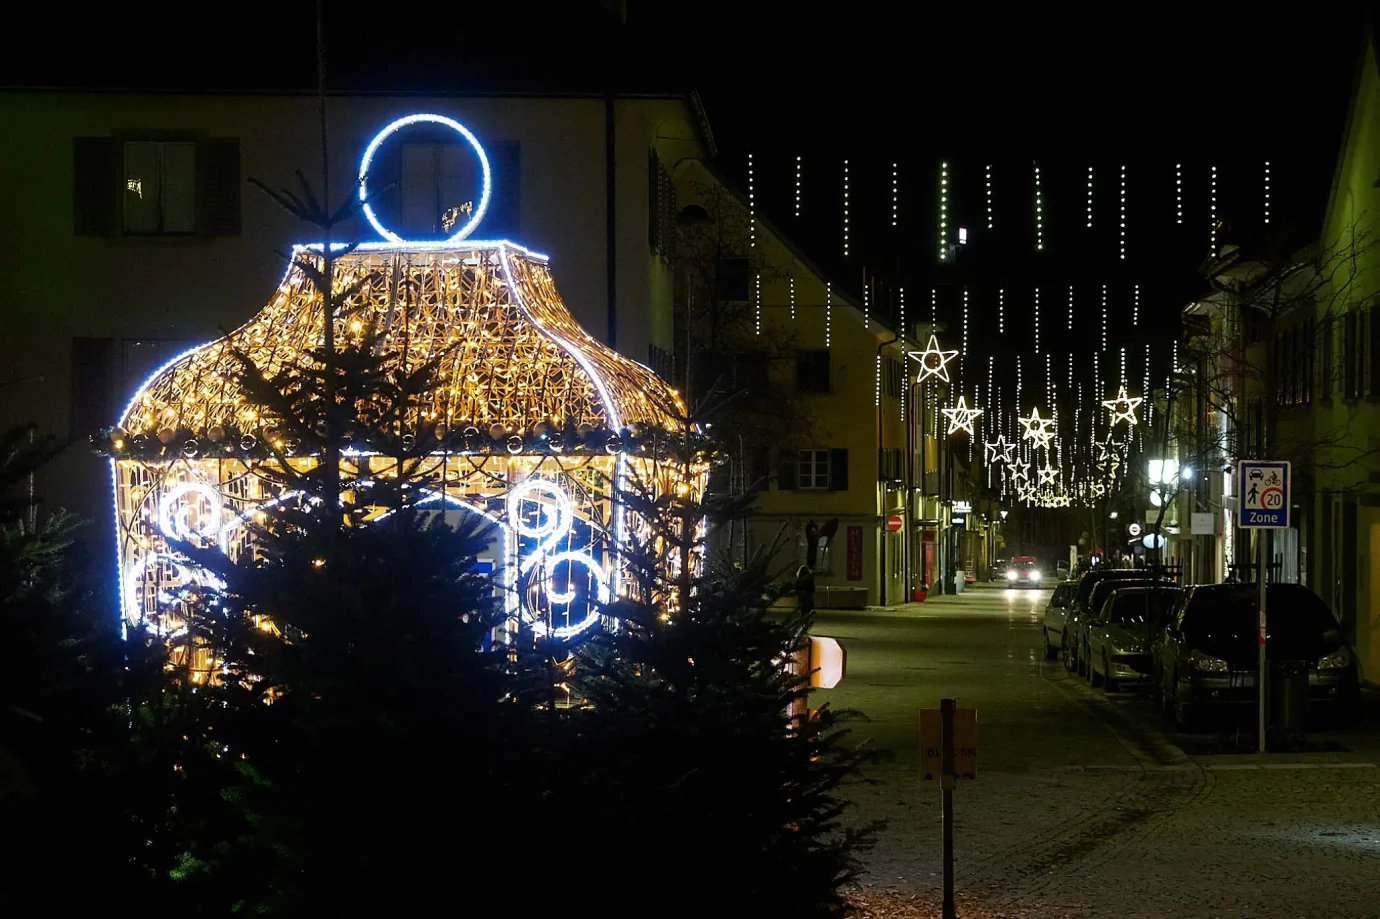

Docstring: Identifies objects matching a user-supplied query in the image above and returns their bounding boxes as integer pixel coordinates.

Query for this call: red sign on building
[846,525,863,581]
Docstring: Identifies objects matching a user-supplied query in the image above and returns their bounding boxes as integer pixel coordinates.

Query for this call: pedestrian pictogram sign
[1237,460,1291,529]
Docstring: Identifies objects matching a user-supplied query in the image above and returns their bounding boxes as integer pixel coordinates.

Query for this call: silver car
[1086,585,1182,690]
[1042,581,1078,660]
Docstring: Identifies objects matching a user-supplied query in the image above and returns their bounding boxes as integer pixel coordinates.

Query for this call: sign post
[1236,460,1291,754]
[920,700,976,919]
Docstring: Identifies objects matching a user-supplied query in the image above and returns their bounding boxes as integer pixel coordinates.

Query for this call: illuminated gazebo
[104,114,704,668]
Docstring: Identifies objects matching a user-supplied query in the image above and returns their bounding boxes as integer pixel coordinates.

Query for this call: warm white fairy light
[938,161,949,261]
[1175,162,1183,224]
[900,288,908,422]
[825,282,832,348]
[1209,164,1218,254]
[1133,283,1139,327]
[892,162,899,227]
[998,288,1004,334]
[789,276,796,321]
[1120,346,1126,385]
[1264,161,1271,224]
[875,353,882,407]
[843,159,851,258]
[931,287,937,323]
[1101,284,1108,351]
[963,287,969,358]
[1067,285,1074,331]
[795,155,802,218]
[1034,161,1043,251]
[1033,286,1040,353]
[1086,165,1093,228]
[754,273,761,336]
[1046,351,1053,406]
[1143,342,1151,410]
[1119,164,1127,260]
[864,279,870,329]
[748,153,755,248]
[986,164,994,229]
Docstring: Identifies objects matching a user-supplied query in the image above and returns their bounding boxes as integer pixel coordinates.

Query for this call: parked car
[1086,585,1183,690]
[1063,568,1175,676]
[1154,583,1360,727]
[990,559,1008,582]
[1076,577,1175,679]
[1042,581,1078,660]
[1005,557,1042,588]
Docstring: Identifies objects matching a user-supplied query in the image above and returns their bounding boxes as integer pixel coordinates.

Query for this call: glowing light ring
[541,551,611,607]
[122,550,225,630]
[358,113,493,244]
[158,482,223,542]
[508,477,573,547]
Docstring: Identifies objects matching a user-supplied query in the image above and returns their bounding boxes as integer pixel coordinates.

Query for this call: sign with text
[1237,460,1291,529]
[1190,512,1216,535]
[846,526,863,581]
[919,707,977,780]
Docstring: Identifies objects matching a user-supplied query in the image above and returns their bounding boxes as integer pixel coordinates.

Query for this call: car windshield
[1183,585,1339,647]
[1090,579,1165,615]
[1104,588,1180,624]
[1076,569,1154,608]
[1050,584,1074,606]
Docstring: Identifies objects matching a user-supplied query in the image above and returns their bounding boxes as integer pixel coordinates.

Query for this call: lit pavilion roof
[119,241,687,443]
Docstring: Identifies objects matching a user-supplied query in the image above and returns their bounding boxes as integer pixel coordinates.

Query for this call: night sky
[7,2,1369,463]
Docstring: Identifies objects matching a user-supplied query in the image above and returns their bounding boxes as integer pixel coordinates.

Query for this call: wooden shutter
[198,138,241,236]
[777,450,797,490]
[485,141,521,238]
[73,137,119,236]
[70,337,115,436]
[829,448,849,491]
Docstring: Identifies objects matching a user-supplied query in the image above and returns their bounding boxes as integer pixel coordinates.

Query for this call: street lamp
[1110,510,1119,519]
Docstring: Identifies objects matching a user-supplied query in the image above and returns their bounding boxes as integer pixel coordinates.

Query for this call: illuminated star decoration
[1095,435,1125,470]
[984,434,1016,465]
[910,333,959,383]
[1018,407,1057,450]
[1037,463,1060,486]
[942,395,984,436]
[1008,458,1032,485]
[1102,384,1144,427]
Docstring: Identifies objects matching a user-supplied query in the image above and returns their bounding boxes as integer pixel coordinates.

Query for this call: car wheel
[1090,649,1104,687]
[1103,653,1118,692]
[1061,632,1075,673]
[1043,630,1057,661]
[1155,670,1173,719]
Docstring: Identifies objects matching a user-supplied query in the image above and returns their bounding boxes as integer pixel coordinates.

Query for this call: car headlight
[1189,649,1229,672]
[1006,570,1018,580]
[1318,647,1352,670]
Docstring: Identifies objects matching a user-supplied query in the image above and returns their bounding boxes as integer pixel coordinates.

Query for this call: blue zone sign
[1237,460,1291,529]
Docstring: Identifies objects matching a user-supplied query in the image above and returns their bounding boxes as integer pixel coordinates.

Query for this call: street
[816,583,1380,918]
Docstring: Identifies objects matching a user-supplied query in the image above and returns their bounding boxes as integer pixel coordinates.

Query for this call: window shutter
[198,138,241,236]
[777,450,797,490]
[70,337,115,436]
[1369,306,1380,395]
[829,448,849,491]
[73,137,119,236]
[485,141,521,238]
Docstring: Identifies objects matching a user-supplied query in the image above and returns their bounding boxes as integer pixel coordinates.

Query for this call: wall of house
[1310,36,1380,680]
[0,90,701,527]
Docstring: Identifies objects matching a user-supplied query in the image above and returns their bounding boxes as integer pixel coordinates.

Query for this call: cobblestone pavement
[814,583,1380,918]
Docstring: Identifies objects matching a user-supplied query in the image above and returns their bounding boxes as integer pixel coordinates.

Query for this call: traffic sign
[920,707,976,780]
[1126,522,1142,537]
[886,513,904,532]
[1237,460,1291,529]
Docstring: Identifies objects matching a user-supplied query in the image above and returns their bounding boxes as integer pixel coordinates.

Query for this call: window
[1319,317,1334,399]
[879,446,905,482]
[74,137,240,237]
[1343,310,1364,399]
[798,449,832,489]
[123,141,197,234]
[884,356,903,400]
[796,349,831,393]
[1369,304,1380,396]
[648,150,675,258]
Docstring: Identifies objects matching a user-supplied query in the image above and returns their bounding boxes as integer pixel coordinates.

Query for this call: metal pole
[941,697,957,919]
[1258,531,1268,753]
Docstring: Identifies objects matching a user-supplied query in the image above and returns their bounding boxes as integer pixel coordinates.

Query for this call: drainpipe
[605,94,617,348]
[876,326,901,605]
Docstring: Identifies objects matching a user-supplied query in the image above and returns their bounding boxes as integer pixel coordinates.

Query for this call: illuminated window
[797,449,832,490]
[123,140,197,234]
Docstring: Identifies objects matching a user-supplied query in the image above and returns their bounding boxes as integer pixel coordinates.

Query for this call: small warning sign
[919,708,977,780]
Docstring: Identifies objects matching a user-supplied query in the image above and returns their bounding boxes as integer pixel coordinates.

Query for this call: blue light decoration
[107,112,704,657]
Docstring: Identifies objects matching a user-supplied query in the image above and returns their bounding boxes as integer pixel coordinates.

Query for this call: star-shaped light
[1008,458,1032,485]
[1037,463,1060,485]
[1018,407,1056,450]
[1090,481,1108,498]
[1102,384,1143,427]
[942,395,984,436]
[910,333,959,383]
[984,434,1016,465]
[1094,435,1125,469]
